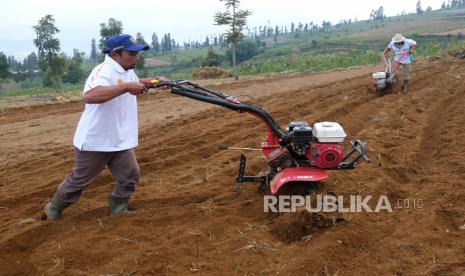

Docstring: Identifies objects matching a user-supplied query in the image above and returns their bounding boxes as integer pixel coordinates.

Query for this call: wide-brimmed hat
[104,34,149,53]
[392,33,405,43]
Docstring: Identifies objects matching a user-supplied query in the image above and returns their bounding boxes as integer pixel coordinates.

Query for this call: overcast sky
[1,0,445,59]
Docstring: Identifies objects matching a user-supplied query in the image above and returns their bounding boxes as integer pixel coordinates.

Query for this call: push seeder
[145,80,369,194]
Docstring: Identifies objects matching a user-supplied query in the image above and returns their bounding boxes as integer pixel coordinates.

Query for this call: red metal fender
[269,167,329,194]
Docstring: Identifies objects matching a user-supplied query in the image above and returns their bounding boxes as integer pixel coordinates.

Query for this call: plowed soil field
[1,56,464,275]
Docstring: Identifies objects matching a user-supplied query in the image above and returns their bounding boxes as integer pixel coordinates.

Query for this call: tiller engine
[372,56,398,96]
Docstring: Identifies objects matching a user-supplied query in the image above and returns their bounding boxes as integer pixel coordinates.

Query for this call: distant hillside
[141,9,465,79]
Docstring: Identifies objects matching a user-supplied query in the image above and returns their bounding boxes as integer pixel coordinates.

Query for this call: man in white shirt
[44,34,159,219]
[380,33,417,94]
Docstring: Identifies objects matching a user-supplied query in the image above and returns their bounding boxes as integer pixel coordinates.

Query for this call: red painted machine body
[143,80,369,196]
[269,167,328,194]
[310,143,345,169]
[250,113,343,194]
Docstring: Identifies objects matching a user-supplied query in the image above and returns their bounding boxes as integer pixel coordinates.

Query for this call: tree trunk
[232,42,238,80]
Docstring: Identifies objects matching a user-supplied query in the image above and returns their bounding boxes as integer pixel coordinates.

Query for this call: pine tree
[90,38,97,61]
[274,25,279,43]
[23,52,38,71]
[214,0,251,80]
[161,36,166,52]
[151,32,160,53]
[416,0,423,14]
[166,33,172,51]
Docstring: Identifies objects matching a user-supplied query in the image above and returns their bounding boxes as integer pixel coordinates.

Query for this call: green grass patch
[1,84,82,97]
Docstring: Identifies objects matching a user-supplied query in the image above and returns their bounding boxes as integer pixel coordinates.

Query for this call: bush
[201,48,224,67]
[225,40,261,65]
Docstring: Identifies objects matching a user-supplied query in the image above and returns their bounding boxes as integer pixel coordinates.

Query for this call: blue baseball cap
[104,34,149,53]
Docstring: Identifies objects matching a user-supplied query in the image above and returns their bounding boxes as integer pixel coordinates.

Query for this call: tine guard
[269,167,328,195]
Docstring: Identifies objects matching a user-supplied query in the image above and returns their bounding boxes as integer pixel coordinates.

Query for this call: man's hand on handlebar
[125,82,148,96]
[141,77,172,90]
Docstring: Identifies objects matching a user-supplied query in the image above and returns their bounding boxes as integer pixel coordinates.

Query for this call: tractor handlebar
[144,80,285,140]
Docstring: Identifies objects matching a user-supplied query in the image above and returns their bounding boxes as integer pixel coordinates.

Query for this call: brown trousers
[401,63,410,80]
[393,62,411,80]
[56,148,140,203]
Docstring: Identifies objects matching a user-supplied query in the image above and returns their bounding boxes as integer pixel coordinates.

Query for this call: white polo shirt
[73,55,138,152]
[387,39,417,64]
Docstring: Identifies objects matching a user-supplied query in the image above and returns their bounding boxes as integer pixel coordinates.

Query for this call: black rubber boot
[108,195,131,216]
[402,80,409,94]
[43,196,71,220]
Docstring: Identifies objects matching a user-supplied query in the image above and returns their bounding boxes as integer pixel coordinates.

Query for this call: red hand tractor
[145,80,369,194]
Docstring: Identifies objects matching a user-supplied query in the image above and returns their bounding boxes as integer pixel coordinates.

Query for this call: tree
[201,47,223,67]
[63,49,85,84]
[416,0,423,14]
[161,36,165,52]
[44,53,68,89]
[441,1,446,9]
[163,33,172,52]
[267,27,273,37]
[214,0,251,80]
[99,18,123,53]
[7,56,20,71]
[33,15,60,57]
[135,33,147,76]
[23,52,38,72]
[370,6,385,21]
[135,32,147,45]
[151,32,160,53]
[32,14,67,89]
[90,38,97,62]
[0,52,10,90]
[322,21,332,31]
[274,25,279,43]
[171,39,176,50]
[168,33,172,51]
[12,64,27,83]
[225,40,260,65]
[218,34,226,48]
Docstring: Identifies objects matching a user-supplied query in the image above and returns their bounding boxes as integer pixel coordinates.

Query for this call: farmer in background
[380,33,416,94]
[44,34,165,219]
